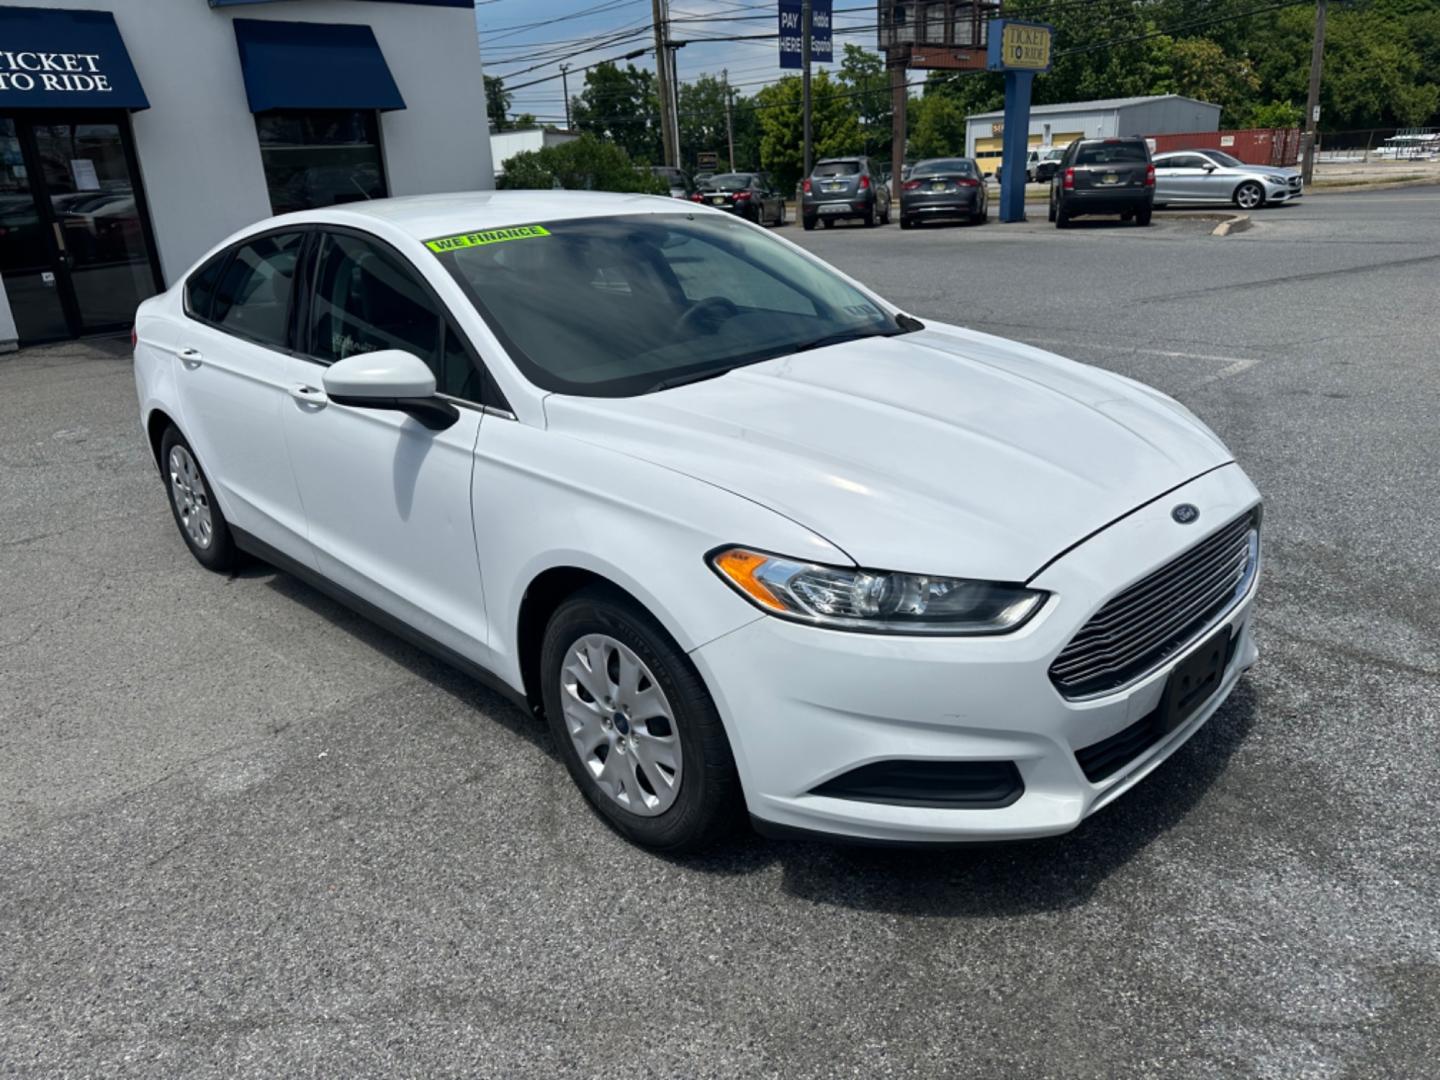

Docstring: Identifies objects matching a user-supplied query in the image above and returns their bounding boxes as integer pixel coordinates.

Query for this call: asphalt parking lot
[3,187,1439,1079]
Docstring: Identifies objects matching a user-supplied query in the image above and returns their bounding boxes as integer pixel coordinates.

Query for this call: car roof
[267,191,690,244]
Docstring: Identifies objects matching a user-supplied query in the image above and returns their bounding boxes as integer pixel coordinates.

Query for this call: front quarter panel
[471,413,850,694]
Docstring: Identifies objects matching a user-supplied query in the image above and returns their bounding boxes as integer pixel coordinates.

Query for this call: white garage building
[965,94,1221,178]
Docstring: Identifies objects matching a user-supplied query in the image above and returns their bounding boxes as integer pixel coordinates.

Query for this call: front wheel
[541,586,744,852]
[1234,181,1264,211]
[880,203,891,226]
[160,426,236,572]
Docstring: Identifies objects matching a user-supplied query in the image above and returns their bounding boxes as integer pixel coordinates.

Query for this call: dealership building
[0,0,493,350]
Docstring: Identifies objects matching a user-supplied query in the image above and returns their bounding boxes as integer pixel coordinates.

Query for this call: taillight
[902,179,922,191]
[1063,167,1075,190]
[1144,164,1156,187]
[130,326,138,350]
[733,190,751,200]
[802,178,811,194]
[859,174,871,190]
[957,177,979,188]
[690,192,704,202]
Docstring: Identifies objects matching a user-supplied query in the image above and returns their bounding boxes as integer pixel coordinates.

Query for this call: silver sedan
[1153,149,1302,210]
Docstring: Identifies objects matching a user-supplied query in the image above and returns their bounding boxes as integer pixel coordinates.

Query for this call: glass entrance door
[1,117,69,342]
[0,114,160,343]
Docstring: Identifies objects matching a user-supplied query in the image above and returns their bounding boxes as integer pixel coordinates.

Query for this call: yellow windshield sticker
[426,225,550,253]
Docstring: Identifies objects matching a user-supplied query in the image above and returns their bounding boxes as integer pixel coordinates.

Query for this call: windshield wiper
[788,318,920,357]
[645,367,735,394]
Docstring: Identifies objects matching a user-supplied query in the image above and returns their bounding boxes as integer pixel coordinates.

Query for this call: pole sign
[697,150,719,170]
[986,19,1053,73]
[778,0,831,70]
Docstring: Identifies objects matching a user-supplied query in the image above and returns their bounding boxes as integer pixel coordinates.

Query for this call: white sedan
[133,192,1262,851]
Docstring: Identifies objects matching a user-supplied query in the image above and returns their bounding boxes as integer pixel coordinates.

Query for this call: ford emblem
[1171,503,1200,525]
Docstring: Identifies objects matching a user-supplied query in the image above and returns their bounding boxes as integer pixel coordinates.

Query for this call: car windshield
[912,159,974,177]
[703,173,756,189]
[813,161,860,176]
[1075,142,1148,164]
[1202,150,1244,167]
[429,214,909,397]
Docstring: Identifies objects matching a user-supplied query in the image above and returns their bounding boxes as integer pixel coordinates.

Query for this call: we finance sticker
[426,225,551,253]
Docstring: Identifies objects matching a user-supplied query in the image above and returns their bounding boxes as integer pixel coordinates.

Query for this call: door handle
[289,384,328,407]
[179,347,203,369]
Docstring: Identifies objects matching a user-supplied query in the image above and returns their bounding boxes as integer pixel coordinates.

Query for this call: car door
[1162,155,1213,202]
[170,230,314,560]
[280,228,492,659]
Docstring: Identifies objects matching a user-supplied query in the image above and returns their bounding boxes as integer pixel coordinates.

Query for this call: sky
[474,0,880,124]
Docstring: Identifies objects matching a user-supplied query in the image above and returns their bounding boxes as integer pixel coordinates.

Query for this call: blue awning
[232,19,405,114]
[0,6,149,110]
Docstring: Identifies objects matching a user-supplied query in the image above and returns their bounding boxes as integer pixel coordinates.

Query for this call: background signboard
[778,0,832,70]
[985,19,1053,73]
[697,150,719,170]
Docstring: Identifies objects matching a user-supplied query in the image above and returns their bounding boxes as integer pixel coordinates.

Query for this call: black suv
[801,156,891,230]
[1049,138,1155,228]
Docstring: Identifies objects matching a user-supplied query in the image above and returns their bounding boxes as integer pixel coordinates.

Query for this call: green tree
[485,75,511,133]
[837,44,892,160]
[497,133,669,193]
[571,62,662,163]
[908,93,968,159]
[754,70,862,189]
[678,75,731,172]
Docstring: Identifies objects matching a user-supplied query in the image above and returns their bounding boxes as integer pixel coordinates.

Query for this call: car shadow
[242,558,1258,917]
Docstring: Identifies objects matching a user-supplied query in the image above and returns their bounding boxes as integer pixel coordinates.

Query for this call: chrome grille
[1049,511,1259,699]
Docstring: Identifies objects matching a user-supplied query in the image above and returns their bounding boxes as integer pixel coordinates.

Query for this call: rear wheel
[1048,194,1057,222]
[1234,181,1264,211]
[899,216,914,230]
[160,426,236,572]
[541,586,744,852]
[802,215,816,231]
[1135,205,1153,226]
[863,205,876,227]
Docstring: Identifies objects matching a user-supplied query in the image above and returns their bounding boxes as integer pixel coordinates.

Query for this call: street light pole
[560,64,571,130]
[723,67,735,171]
[1301,0,1327,185]
[651,0,676,167]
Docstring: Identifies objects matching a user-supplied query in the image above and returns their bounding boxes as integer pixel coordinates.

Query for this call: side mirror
[1203,164,1217,172]
[322,349,460,431]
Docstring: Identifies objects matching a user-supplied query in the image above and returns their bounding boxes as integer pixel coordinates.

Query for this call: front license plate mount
[1158,625,1231,733]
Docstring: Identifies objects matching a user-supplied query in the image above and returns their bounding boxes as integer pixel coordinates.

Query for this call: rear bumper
[803,194,874,219]
[900,192,980,218]
[1062,189,1153,215]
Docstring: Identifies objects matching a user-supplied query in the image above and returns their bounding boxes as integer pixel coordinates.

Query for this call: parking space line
[1018,338,1261,382]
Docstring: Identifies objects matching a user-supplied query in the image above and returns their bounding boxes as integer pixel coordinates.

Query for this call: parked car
[1033,146,1066,183]
[1153,149,1302,210]
[135,191,1261,852]
[899,157,988,229]
[691,172,786,226]
[801,156,890,230]
[649,166,693,200]
[1049,137,1155,227]
[692,170,715,188]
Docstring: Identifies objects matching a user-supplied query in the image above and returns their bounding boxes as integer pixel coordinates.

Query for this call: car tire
[540,585,744,853]
[823,217,834,229]
[775,202,786,226]
[1055,205,1071,229]
[880,203,891,226]
[1048,196,1057,223]
[899,216,913,230]
[1135,205,1153,226]
[863,206,876,227]
[1234,181,1264,211]
[159,425,236,573]
[802,215,815,231]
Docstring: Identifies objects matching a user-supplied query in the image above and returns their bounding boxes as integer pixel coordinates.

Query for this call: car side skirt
[230,525,533,715]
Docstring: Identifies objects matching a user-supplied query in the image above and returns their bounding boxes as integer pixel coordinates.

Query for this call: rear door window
[210,232,305,350]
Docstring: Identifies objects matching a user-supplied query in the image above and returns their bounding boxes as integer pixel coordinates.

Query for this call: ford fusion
[133,192,1261,851]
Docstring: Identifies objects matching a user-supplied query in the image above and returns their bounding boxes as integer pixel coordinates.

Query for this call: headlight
[1265,175,1286,185]
[709,547,1047,635]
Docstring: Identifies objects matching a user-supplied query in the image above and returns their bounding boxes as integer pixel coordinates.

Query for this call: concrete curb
[1211,214,1252,237]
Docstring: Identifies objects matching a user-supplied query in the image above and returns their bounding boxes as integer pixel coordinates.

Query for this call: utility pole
[1301,0,1327,185]
[651,0,677,167]
[667,42,683,166]
[889,58,906,202]
[801,0,813,177]
[723,68,735,171]
[560,64,571,130]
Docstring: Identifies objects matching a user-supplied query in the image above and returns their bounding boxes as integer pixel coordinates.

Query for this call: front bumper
[691,464,1262,843]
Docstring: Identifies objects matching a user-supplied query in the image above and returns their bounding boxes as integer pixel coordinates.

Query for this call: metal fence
[1315,128,1440,163]
[1148,128,1301,167]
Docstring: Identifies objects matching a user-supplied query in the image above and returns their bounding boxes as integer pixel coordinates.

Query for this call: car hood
[1233,163,1299,178]
[543,324,1232,581]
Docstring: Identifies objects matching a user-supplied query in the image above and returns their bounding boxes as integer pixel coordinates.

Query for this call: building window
[255,110,387,216]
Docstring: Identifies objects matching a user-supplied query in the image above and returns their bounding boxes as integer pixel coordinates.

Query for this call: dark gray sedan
[899,158,988,229]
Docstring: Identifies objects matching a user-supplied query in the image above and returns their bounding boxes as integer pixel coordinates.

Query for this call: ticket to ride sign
[986,20,1053,73]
